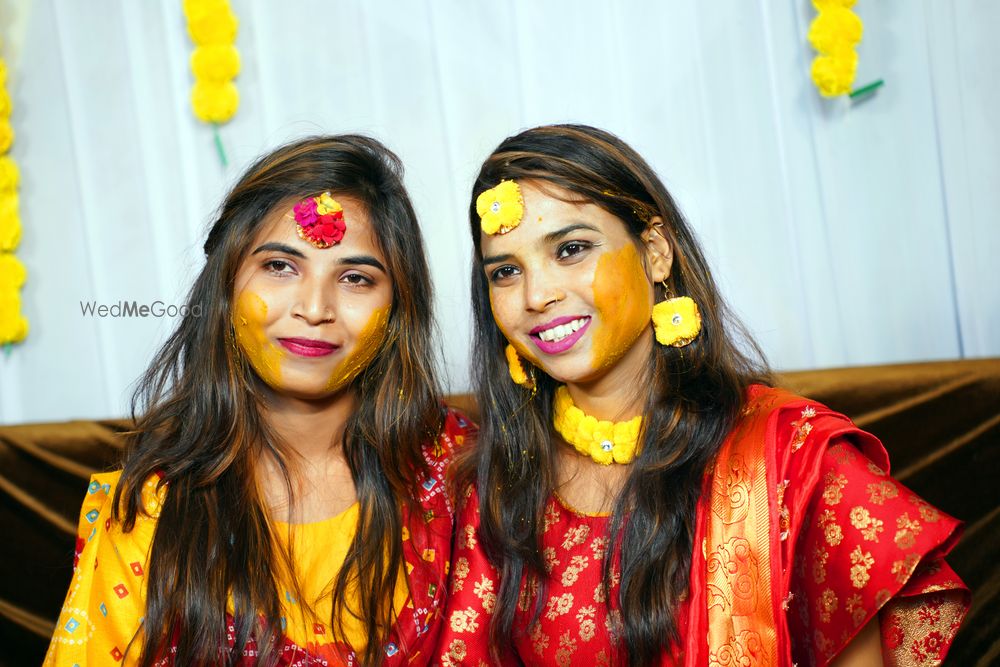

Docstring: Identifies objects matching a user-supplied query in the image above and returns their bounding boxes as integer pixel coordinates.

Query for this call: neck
[565,329,653,421]
[261,388,356,464]
[257,388,359,522]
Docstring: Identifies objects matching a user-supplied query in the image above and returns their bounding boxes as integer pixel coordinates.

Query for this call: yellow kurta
[44,471,407,665]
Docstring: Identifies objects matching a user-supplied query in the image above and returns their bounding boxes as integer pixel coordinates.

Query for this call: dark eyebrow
[543,223,601,244]
[251,242,306,259]
[482,252,514,266]
[340,255,387,273]
[482,223,601,266]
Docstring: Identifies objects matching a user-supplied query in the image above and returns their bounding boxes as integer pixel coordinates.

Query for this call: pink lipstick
[279,337,339,357]
[530,316,591,355]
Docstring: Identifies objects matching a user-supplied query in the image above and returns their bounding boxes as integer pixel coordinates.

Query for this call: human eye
[488,265,520,284]
[557,240,593,260]
[341,271,374,287]
[263,259,296,276]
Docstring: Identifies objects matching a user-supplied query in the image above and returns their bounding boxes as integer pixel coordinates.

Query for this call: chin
[537,360,600,386]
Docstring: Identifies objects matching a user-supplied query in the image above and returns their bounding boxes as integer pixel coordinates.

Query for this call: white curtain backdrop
[0,0,997,423]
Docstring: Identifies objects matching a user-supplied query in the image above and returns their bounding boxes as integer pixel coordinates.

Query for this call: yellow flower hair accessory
[553,386,642,465]
[477,180,524,235]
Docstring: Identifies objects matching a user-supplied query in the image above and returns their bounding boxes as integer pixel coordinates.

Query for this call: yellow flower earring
[651,282,702,347]
[505,344,536,392]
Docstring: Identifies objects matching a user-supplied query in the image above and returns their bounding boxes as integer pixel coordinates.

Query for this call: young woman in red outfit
[438,124,968,666]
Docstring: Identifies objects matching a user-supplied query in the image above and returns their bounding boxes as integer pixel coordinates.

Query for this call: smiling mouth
[533,317,590,343]
[529,316,591,354]
[278,337,340,358]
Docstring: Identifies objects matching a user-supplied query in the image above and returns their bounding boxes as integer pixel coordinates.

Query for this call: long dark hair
[113,135,442,666]
[456,124,771,665]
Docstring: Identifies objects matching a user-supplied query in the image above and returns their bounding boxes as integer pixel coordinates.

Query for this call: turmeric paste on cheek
[590,242,653,371]
[324,305,391,392]
[232,291,285,388]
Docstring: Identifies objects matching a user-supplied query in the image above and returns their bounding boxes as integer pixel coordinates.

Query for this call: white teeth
[538,318,587,342]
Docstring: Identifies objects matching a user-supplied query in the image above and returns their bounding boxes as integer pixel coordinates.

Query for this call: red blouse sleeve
[787,440,969,666]
[435,486,519,667]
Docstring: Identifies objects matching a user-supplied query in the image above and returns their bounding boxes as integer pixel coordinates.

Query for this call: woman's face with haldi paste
[481,180,670,389]
[231,195,393,401]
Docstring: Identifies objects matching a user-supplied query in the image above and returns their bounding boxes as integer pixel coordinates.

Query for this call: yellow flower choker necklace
[552,386,642,465]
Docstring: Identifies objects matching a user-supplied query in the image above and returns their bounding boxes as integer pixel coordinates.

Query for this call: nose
[291,277,335,325]
[523,264,565,313]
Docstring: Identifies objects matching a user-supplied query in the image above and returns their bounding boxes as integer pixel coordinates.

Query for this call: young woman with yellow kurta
[46,135,468,666]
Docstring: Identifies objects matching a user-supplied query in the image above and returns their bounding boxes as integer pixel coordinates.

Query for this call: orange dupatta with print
[683,387,801,666]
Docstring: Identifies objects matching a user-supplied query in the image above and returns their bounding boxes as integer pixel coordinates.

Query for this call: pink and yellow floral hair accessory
[477,179,524,235]
[293,192,346,248]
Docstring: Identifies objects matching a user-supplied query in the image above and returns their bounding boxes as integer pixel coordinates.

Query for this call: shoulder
[736,384,888,472]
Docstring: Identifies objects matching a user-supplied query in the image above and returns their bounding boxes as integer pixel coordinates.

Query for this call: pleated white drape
[1,0,997,423]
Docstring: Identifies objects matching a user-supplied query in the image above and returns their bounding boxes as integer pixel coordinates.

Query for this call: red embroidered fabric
[436,390,968,666]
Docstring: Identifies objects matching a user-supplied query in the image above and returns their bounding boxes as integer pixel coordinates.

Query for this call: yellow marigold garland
[183,0,240,166]
[0,45,27,349]
[553,386,643,465]
[808,0,863,97]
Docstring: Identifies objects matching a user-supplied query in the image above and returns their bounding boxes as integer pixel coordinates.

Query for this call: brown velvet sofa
[2,359,997,666]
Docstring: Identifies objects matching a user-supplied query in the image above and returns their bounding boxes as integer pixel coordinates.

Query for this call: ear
[640,217,672,283]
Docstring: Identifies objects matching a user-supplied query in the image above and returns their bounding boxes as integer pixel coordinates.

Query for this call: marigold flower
[191,44,241,82]
[191,80,239,123]
[0,119,13,154]
[0,193,21,252]
[185,4,238,45]
[811,52,858,97]
[477,180,524,235]
[808,7,863,55]
[0,156,19,192]
[0,253,26,289]
[0,290,28,344]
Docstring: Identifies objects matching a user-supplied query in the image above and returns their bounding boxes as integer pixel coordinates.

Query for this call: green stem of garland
[849,79,884,99]
[213,124,228,167]
[2,343,11,358]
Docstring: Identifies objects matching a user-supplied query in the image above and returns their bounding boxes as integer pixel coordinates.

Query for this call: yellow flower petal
[0,194,19,252]
[811,51,858,97]
[191,44,241,82]
[0,253,26,289]
[315,193,343,216]
[808,7,863,55]
[186,3,238,45]
[0,289,28,344]
[191,80,239,123]
[477,180,524,235]
[589,441,614,465]
[0,119,14,154]
[652,296,702,346]
[0,156,19,192]
[506,343,531,387]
